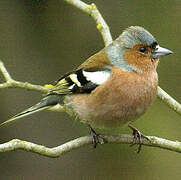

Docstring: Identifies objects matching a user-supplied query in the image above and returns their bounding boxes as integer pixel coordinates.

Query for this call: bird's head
[106,26,173,73]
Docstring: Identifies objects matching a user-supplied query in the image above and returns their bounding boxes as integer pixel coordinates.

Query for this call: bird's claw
[128,124,150,153]
[88,125,106,148]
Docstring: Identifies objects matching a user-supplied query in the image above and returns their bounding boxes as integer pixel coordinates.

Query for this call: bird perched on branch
[0,26,172,151]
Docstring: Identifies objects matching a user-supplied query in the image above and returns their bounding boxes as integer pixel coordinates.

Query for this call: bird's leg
[128,124,150,153]
[88,125,106,148]
[88,125,100,148]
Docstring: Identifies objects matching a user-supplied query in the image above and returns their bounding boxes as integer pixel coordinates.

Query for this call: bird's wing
[49,67,111,95]
[48,49,112,95]
[77,48,111,70]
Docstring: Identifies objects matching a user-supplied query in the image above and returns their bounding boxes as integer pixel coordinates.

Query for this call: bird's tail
[0,95,63,128]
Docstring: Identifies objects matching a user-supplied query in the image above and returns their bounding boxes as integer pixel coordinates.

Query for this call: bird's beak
[152,45,173,59]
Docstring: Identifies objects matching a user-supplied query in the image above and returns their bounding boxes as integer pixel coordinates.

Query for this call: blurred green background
[0,0,180,179]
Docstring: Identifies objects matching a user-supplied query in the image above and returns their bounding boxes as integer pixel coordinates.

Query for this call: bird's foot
[88,125,105,148]
[128,124,150,153]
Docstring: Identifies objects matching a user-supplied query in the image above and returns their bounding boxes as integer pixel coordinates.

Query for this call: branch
[0,0,180,157]
[157,87,181,115]
[0,61,64,112]
[62,0,112,46]
[0,61,48,94]
[1,135,181,157]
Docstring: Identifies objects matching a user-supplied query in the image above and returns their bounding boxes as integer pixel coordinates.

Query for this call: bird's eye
[139,47,146,53]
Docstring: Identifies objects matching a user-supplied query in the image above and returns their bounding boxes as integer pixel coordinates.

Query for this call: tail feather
[0,95,62,128]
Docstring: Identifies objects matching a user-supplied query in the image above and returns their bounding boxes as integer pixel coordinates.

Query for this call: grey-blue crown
[118,26,157,49]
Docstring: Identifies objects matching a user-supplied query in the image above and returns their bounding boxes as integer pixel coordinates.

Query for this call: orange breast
[64,67,158,130]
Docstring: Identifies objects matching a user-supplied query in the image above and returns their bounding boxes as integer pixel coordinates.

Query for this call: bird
[0,26,173,151]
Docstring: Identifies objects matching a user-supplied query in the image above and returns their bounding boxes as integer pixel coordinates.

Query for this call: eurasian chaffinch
[0,26,172,150]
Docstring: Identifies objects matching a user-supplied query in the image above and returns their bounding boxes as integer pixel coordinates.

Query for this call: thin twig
[157,87,181,115]
[0,80,48,93]
[0,60,48,93]
[0,61,12,82]
[62,0,112,45]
